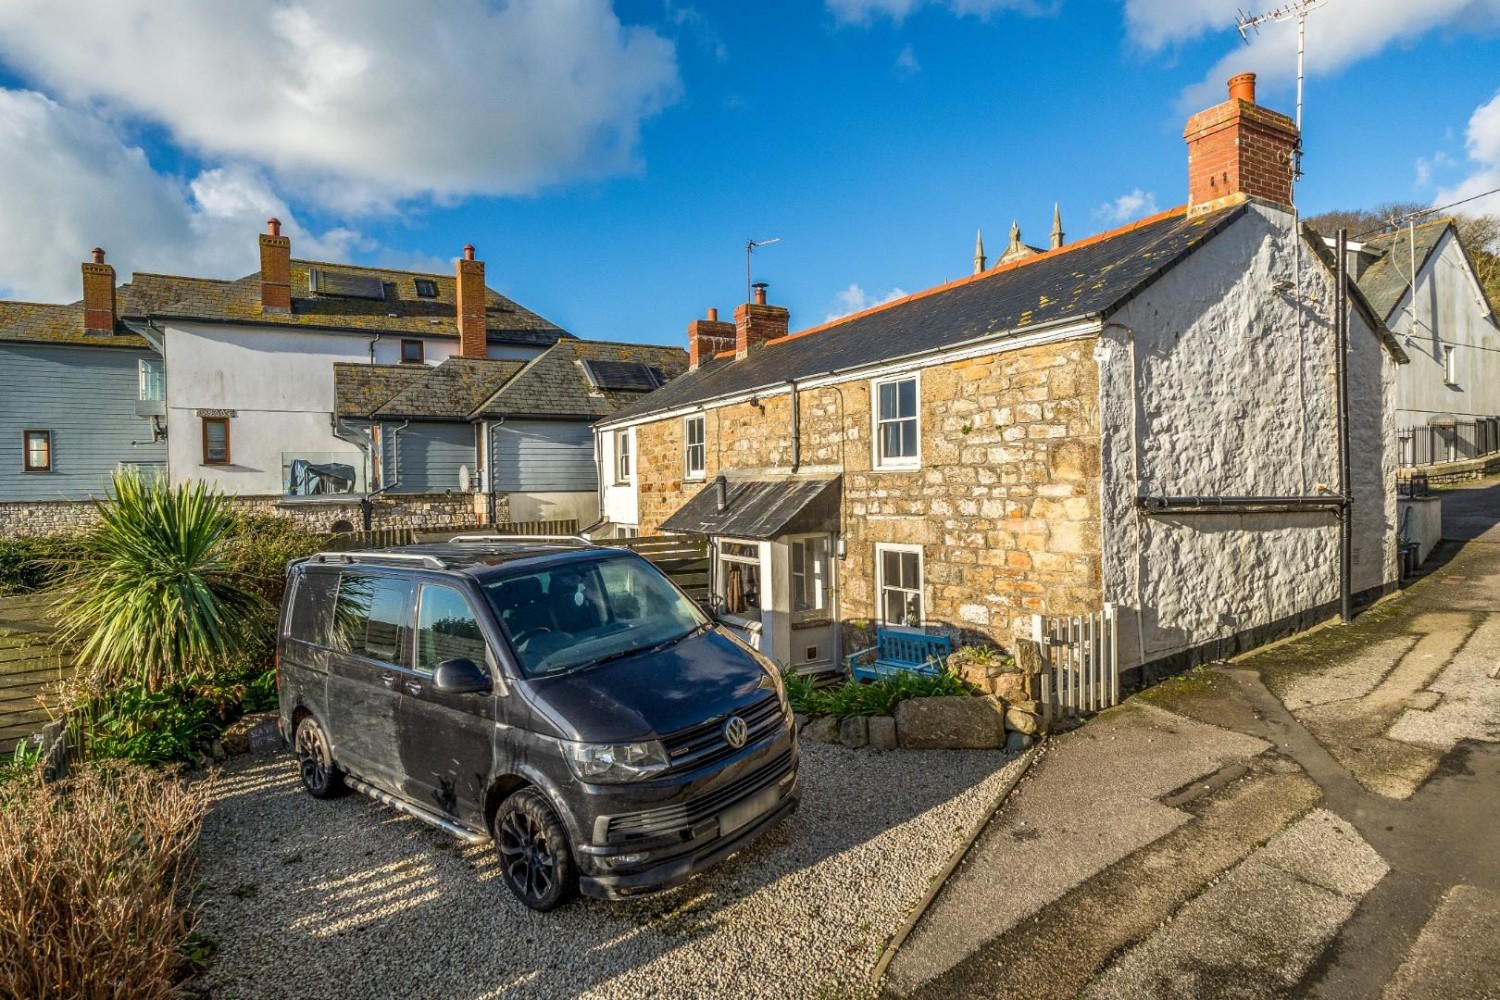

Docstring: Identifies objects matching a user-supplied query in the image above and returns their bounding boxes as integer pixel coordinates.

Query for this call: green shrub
[786,667,974,720]
[56,472,263,692]
[0,535,87,595]
[72,682,222,766]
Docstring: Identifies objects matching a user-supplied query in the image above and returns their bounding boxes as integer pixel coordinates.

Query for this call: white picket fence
[1029,603,1120,726]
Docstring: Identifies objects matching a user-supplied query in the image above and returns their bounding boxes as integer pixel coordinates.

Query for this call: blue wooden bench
[845,628,953,681]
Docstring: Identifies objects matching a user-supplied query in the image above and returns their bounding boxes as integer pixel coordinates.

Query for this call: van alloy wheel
[294,717,345,799]
[493,788,578,911]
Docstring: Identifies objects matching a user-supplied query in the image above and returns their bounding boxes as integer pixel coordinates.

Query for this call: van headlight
[562,740,671,782]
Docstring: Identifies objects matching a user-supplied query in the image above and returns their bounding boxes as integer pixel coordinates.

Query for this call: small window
[416,585,488,674]
[877,544,923,628]
[331,574,415,666]
[684,415,705,479]
[791,535,829,614]
[401,339,425,364]
[287,570,339,645]
[874,375,919,469]
[717,540,762,618]
[138,358,165,401]
[616,431,632,483]
[1442,345,1458,385]
[413,278,438,298]
[201,418,230,465]
[22,430,51,472]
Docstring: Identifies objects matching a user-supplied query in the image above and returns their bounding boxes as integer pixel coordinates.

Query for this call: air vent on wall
[308,268,386,300]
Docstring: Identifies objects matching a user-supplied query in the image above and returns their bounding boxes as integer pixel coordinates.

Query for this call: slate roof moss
[372,358,526,419]
[120,259,571,346]
[471,340,689,419]
[0,299,151,349]
[1354,218,1454,321]
[333,364,429,418]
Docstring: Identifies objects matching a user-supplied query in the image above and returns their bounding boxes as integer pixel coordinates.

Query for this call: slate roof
[372,358,525,420]
[333,363,430,418]
[1354,218,1453,321]
[660,475,842,540]
[471,339,688,419]
[119,259,572,346]
[602,204,1247,425]
[0,299,151,349]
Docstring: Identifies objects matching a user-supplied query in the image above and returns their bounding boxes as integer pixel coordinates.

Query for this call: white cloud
[826,283,909,321]
[1122,0,1500,112]
[1415,151,1456,188]
[828,0,1049,25]
[1435,89,1500,218]
[0,0,680,212]
[0,90,365,302]
[895,45,922,75]
[1094,189,1160,224]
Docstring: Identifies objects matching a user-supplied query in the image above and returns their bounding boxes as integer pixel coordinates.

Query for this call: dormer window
[414,278,438,298]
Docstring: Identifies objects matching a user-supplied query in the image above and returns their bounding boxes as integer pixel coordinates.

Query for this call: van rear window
[287,570,338,645]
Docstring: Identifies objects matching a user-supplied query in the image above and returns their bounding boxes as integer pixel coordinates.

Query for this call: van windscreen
[482,554,707,677]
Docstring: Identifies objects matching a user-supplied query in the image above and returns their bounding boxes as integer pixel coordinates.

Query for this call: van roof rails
[447,534,594,546]
[309,551,447,569]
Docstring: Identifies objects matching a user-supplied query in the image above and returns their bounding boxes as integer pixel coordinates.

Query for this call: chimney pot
[267,217,281,236]
[463,244,476,261]
[707,307,718,322]
[688,308,736,369]
[1228,72,1256,104]
[752,282,768,305]
[734,286,789,360]
[91,247,105,264]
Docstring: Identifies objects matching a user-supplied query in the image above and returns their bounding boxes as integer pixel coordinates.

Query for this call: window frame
[715,537,765,625]
[22,430,51,473]
[413,278,439,299]
[1442,344,1458,386]
[400,339,425,365]
[871,372,921,471]
[684,414,706,480]
[201,417,231,466]
[331,571,415,669]
[789,533,830,619]
[874,542,925,630]
[138,357,165,402]
[615,429,632,484]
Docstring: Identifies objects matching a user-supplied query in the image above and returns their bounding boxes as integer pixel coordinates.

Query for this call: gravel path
[192,743,1022,1000]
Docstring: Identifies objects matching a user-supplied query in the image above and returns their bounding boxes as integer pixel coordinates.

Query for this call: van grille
[605,748,794,843]
[661,694,785,773]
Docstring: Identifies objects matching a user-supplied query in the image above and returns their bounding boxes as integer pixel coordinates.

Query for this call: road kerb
[870,743,1043,990]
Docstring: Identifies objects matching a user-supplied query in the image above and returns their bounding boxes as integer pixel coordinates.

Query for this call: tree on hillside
[1306,204,1500,310]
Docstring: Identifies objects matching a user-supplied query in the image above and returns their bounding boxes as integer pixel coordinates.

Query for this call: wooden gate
[1029,603,1119,726]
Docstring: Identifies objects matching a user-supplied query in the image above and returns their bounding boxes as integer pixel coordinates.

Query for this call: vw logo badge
[723,716,749,749]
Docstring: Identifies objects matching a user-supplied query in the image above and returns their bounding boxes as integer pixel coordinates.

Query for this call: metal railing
[1399,417,1500,467]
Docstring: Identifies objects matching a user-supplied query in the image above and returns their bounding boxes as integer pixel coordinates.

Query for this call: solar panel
[308,268,386,300]
[582,359,663,391]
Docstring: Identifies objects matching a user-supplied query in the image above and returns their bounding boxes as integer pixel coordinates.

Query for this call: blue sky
[0,1,1497,349]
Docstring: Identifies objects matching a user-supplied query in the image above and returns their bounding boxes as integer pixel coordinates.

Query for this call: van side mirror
[432,658,493,695]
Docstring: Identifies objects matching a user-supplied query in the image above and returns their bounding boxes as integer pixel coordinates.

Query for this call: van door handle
[404,680,423,696]
[380,672,397,689]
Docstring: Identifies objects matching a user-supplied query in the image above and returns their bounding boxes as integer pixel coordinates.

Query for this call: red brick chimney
[259,218,292,314]
[1184,72,1300,216]
[455,244,487,358]
[82,247,116,336]
[734,283,789,360]
[688,306,736,369]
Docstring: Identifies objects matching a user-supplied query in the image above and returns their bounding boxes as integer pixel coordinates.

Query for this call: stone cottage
[595,73,1405,679]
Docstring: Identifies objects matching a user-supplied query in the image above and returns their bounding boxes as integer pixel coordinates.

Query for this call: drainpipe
[330,416,375,496]
[363,419,408,530]
[368,332,382,365]
[487,417,504,526]
[1336,228,1353,623]
[789,379,801,473]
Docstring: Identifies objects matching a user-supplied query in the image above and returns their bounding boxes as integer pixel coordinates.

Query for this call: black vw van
[275,539,799,911]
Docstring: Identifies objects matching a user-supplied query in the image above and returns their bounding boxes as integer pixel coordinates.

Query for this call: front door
[397,582,497,826]
[325,572,414,794]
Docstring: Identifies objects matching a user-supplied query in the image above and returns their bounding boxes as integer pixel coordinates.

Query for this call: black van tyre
[494,788,578,911]
[294,715,346,799]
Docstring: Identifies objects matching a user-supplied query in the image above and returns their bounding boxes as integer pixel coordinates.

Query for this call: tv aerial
[1235,0,1328,178]
[745,237,780,302]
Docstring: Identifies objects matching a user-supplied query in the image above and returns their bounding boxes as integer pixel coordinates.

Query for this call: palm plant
[57,472,262,692]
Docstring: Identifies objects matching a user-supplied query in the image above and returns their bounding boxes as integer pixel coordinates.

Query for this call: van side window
[416,585,488,675]
[287,570,338,644]
[332,573,415,666]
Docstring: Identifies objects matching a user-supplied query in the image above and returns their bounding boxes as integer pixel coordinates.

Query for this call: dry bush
[0,762,209,999]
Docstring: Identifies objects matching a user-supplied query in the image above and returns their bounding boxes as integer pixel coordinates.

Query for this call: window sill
[716,613,762,631]
[21,469,53,474]
[870,463,921,474]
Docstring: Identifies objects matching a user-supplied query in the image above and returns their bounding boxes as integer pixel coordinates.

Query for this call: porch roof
[660,474,842,540]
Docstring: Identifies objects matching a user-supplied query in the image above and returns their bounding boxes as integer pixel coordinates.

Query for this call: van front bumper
[577,773,800,900]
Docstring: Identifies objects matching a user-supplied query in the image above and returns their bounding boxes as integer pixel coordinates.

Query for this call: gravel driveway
[192,742,1022,1000]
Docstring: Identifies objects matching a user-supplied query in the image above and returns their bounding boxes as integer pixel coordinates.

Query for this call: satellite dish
[458,465,471,492]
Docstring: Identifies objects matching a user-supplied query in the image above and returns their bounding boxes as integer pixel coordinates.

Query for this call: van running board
[344,775,492,846]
